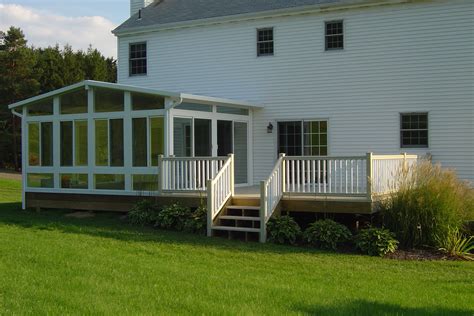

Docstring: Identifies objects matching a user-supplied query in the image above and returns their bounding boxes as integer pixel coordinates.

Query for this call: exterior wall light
[267,122,273,133]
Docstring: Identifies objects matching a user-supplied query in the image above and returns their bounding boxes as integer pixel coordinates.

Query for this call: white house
[8,0,473,242]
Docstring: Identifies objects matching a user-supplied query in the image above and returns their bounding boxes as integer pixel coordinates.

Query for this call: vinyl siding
[117,0,474,184]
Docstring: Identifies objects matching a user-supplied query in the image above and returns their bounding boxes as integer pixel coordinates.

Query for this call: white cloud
[0,4,118,58]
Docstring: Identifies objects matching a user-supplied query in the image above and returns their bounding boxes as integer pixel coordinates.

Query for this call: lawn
[0,177,473,315]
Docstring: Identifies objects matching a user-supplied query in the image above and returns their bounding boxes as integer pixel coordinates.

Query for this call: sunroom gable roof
[8,80,262,110]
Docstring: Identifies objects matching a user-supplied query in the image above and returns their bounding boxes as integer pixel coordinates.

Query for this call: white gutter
[11,108,23,118]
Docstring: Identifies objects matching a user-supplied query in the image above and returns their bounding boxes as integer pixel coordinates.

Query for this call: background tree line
[0,26,117,170]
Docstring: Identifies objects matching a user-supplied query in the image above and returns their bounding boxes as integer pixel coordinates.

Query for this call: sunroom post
[123,91,132,191]
[366,152,373,201]
[52,96,60,189]
[87,87,95,191]
[21,106,27,210]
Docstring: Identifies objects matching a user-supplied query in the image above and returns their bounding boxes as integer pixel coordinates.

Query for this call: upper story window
[257,28,274,56]
[129,42,147,76]
[325,21,344,50]
[400,113,428,148]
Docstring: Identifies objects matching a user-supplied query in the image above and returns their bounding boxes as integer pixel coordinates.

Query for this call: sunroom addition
[9,80,260,207]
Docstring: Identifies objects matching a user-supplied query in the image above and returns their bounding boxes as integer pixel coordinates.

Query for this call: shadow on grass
[295,299,473,316]
[0,202,334,256]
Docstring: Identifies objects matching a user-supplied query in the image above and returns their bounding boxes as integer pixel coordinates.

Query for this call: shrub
[382,161,474,248]
[184,202,207,235]
[437,226,474,261]
[355,227,399,256]
[128,199,160,226]
[267,216,302,245]
[156,203,192,231]
[303,219,352,250]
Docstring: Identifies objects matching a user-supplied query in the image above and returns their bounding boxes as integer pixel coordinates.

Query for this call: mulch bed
[385,248,459,261]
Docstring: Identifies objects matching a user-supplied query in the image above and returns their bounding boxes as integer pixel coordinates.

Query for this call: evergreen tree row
[0,26,117,170]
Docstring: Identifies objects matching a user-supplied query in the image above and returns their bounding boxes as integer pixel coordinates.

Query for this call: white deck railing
[371,154,418,195]
[158,156,227,193]
[283,156,368,196]
[259,154,285,242]
[207,154,234,236]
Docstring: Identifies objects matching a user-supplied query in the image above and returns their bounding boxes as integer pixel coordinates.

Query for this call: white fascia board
[113,0,409,36]
[179,93,263,109]
[8,81,85,110]
[8,80,182,110]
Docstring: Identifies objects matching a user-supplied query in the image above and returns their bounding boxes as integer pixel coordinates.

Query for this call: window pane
[28,123,40,166]
[110,119,124,166]
[174,118,192,157]
[194,119,212,157]
[75,120,88,166]
[234,122,248,184]
[278,121,302,156]
[133,174,158,191]
[133,118,147,166]
[60,89,88,114]
[175,103,212,112]
[61,174,88,189]
[41,122,53,166]
[400,113,428,148]
[94,88,124,112]
[27,173,54,188]
[132,92,164,111]
[95,120,108,166]
[61,121,73,166]
[216,106,249,116]
[94,174,125,190]
[28,98,53,116]
[150,117,164,166]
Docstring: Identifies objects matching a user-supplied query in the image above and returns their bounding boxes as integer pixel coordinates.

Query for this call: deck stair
[211,203,261,242]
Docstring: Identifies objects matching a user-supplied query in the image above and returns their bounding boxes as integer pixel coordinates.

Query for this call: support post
[207,179,214,237]
[403,152,408,172]
[157,155,164,195]
[259,180,267,243]
[366,152,373,201]
[229,153,235,197]
[279,153,286,193]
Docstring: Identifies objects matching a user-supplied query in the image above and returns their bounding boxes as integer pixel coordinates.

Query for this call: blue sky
[0,1,131,57]
[8,0,129,23]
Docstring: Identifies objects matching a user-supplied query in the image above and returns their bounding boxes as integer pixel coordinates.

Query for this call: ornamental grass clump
[382,161,474,249]
[303,219,352,250]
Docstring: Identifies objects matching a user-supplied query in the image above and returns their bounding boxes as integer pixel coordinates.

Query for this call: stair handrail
[206,154,234,237]
[259,153,285,242]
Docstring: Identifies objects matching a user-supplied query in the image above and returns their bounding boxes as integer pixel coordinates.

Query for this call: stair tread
[226,205,260,210]
[220,215,260,221]
[212,226,260,233]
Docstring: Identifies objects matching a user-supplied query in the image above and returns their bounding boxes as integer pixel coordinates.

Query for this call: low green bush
[267,215,302,245]
[303,219,352,250]
[437,226,474,261]
[184,202,207,235]
[156,203,192,231]
[382,161,474,248]
[355,227,399,256]
[128,199,160,226]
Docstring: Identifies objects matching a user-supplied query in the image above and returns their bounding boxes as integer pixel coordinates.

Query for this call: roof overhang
[113,0,409,36]
[8,80,262,111]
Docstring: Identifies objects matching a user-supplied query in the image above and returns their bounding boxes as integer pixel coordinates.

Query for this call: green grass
[0,177,473,315]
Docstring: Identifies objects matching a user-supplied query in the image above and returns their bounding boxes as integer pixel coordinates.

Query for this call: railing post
[366,152,373,201]
[157,155,164,195]
[207,179,214,237]
[280,153,286,193]
[259,180,267,243]
[229,153,235,197]
[403,152,408,172]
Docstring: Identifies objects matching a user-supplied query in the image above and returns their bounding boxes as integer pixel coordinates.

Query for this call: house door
[217,120,248,185]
